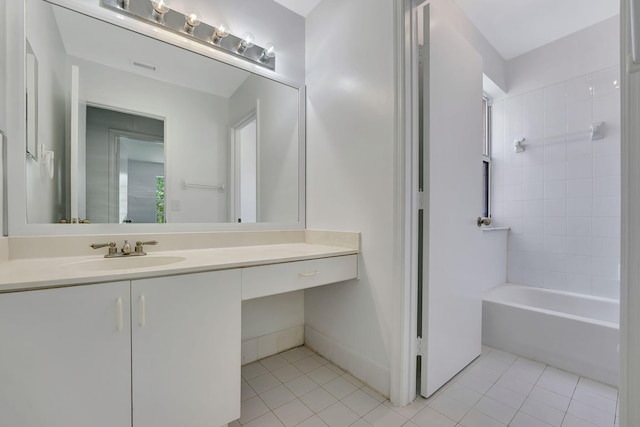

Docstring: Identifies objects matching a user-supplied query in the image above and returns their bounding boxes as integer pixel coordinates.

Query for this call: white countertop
[0,243,358,293]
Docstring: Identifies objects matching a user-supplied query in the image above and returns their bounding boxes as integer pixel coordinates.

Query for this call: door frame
[389,0,423,406]
[106,128,164,224]
[229,103,261,224]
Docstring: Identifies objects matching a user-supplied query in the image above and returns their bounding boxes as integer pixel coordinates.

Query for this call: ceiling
[272,0,618,59]
[272,0,323,17]
[452,0,619,60]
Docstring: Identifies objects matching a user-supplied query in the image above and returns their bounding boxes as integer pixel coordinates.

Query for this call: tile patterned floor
[231,346,620,427]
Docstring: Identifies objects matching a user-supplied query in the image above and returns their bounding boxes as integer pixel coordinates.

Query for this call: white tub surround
[483,283,619,386]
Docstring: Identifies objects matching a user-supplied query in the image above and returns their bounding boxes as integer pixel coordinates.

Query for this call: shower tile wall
[491,66,621,299]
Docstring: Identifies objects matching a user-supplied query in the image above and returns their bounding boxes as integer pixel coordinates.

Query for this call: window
[482,96,492,218]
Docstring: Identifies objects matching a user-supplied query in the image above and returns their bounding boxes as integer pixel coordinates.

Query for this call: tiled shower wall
[491,66,621,299]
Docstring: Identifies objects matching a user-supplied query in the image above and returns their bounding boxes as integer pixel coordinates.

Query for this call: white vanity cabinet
[0,281,132,427]
[131,270,241,427]
[0,270,241,427]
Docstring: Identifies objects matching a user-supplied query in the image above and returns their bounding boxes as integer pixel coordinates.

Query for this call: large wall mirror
[17,0,304,232]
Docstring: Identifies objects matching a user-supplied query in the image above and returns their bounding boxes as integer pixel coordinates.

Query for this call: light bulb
[211,24,229,44]
[237,32,255,54]
[261,43,276,61]
[185,10,201,27]
[150,0,171,14]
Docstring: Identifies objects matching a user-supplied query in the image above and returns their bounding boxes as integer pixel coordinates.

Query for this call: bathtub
[482,283,619,386]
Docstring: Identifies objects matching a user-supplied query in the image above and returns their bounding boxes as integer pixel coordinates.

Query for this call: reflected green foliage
[156,176,165,223]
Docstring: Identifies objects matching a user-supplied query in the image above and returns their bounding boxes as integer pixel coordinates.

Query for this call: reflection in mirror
[231,111,258,224]
[25,0,301,225]
[25,41,38,160]
[85,106,165,224]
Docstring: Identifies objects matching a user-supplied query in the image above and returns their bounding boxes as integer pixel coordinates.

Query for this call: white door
[420,3,484,397]
[0,282,132,427]
[131,270,242,427]
[231,112,259,223]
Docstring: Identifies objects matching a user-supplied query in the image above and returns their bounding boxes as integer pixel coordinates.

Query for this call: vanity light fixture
[237,32,255,54]
[210,24,229,45]
[182,9,201,35]
[101,0,276,71]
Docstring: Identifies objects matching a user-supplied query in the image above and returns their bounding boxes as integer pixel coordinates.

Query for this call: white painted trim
[621,2,638,426]
[70,66,79,221]
[391,0,423,407]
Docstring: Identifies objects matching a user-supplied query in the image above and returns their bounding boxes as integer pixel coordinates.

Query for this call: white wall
[76,58,230,223]
[25,0,68,223]
[507,17,620,96]
[229,75,299,223]
[422,0,508,91]
[491,19,621,299]
[241,291,304,363]
[305,0,396,397]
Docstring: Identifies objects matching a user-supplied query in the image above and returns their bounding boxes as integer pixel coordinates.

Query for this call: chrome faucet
[90,240,159,258]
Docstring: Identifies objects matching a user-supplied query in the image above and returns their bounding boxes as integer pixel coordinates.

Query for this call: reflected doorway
[231,111,258,223]
[85,106,165,223]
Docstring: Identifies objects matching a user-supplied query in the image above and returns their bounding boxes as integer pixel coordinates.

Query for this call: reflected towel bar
[181,179,224,191]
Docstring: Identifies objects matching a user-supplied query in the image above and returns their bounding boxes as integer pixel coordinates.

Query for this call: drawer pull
[116,297,123,331]
[299,271,319,277]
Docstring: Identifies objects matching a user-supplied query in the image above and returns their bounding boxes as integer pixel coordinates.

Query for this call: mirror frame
[6,0,306,236]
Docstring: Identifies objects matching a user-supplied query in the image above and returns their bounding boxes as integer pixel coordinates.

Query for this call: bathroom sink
[68,255,187,272]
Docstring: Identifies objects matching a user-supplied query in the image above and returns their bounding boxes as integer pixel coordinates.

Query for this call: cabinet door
[0,282,132,427]
[132,270,241,427]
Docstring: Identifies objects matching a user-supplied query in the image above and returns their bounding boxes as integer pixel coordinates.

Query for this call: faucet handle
[90,242,116,249]
[90,242,117,256]
[135,240,159,255]
[136,240,158,246]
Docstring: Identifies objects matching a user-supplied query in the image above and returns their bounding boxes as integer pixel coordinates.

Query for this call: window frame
[482,95,492,218]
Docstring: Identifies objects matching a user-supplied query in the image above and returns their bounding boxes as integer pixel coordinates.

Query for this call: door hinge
[416,336,424,357]
[418,191,427,210]
[418,45,425,64]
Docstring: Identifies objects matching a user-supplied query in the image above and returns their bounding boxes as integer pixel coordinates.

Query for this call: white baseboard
[304,324,390,397]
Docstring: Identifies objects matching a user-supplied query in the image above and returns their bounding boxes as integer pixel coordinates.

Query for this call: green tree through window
[156,176,165,223]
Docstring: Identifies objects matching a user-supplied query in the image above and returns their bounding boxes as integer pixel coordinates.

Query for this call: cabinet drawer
[241,255,358,300]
